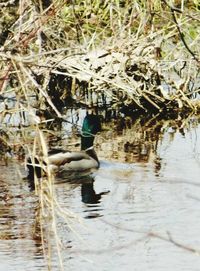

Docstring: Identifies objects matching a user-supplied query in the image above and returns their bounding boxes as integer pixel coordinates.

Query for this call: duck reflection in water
[81,178,110,204]
[27,175,109,205]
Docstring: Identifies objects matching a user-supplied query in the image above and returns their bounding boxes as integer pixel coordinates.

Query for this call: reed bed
[1,0,200,113]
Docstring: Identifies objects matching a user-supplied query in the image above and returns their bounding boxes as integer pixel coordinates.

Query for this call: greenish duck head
[81,112,101,150]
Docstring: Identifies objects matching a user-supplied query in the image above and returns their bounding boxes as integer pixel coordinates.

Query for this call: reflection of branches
[103,219,200,255]
[187,194,200,202]
[150,231,200,255]
[72,218,200,255]
[72,235,147,255]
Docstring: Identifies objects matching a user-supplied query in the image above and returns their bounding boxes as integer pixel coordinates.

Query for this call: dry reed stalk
[25,127,85,270]
[31,129,65,271]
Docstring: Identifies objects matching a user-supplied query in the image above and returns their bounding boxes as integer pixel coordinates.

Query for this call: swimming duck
[27,112,101,181]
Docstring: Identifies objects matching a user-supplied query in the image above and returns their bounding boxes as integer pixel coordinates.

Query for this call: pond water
[0,115,200,271]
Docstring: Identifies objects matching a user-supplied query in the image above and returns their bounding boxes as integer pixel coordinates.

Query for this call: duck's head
[81,112,101,150]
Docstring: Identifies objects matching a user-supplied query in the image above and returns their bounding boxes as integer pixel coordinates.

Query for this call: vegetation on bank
[0,0,200,117]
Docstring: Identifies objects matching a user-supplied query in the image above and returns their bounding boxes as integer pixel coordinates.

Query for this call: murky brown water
[0,115,200,271]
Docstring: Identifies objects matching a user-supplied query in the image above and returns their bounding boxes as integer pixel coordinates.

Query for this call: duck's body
[27,112,101,181]
[47,147,99,177]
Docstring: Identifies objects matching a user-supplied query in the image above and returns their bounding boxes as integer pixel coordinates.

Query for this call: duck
[26,111,101,182]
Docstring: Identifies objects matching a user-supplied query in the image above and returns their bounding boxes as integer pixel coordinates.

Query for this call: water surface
[0,116,200,271]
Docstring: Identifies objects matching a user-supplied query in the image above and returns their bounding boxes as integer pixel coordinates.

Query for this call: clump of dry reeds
[0,0,199,116]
